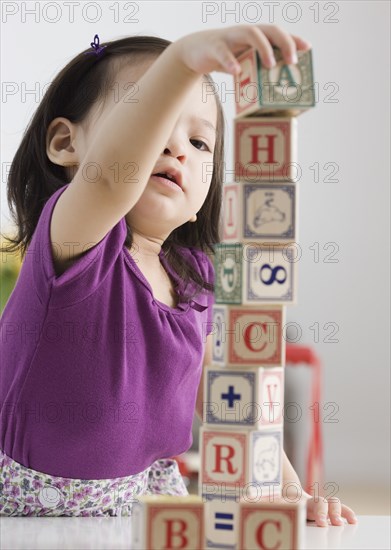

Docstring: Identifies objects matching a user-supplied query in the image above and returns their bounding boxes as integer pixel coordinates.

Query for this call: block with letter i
[223,181,299,245]
[233,45,315,118]
[131,495,204,550]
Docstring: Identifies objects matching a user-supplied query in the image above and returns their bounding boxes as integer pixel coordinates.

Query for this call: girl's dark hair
[1,35,225,299]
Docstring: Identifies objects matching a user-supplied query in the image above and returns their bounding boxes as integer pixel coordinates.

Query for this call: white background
[1,0,390,497]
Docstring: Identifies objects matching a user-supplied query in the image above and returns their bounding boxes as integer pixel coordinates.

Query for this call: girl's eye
[190,139,210,152]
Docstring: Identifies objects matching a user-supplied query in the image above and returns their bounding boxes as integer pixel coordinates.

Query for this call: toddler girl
[0,24,357,525]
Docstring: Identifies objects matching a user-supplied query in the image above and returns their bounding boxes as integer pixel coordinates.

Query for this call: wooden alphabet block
[233,46,315,118]
[223,182,298,244]
[203,494,239,549]
[238,496,306,549]
[211,303,285,367]
[234,117,298,182]
[131,495,204,550]
[214,243,298,305]
[203,365,284,430]
[199,426,283,497]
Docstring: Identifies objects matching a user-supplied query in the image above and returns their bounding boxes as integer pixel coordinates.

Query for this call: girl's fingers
[256,24,298,65]
[312,497,329,527]
[341,504,358,524]
[328,497,344,526]
[214,40,242,74]
[241,25,277,68]
[290,34,312,51]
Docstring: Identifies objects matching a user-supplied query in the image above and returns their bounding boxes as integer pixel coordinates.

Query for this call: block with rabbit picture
[223,181,298,244]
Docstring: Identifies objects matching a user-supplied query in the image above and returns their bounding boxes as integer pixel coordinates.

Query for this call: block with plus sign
[238,496,307,550]
[203,365,284,430]
[199,426,283,498]
[233,45,315,118]
[131,495,204,550]
[223,181,298,244]
[234,117,298,182]
[211,303,285,367]
[213,243,298,305]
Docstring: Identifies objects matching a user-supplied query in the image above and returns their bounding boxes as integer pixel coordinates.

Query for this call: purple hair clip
[84,34,107,58]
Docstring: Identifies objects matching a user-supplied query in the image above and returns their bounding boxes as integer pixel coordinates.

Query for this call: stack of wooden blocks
[132,45,315,550]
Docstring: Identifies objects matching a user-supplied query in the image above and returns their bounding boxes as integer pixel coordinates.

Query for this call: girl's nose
[163,143,186,162]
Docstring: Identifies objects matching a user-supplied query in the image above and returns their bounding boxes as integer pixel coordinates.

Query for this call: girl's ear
[45,117,79,168]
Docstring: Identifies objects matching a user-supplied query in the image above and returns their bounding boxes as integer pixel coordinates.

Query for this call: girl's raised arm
[50,25,308,276]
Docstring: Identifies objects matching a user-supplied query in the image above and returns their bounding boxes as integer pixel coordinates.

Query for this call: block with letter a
[131,495,204,550]
[223,181,299,245]
[213,243,298,305]
[234,117,298,182]
[233,45,315,118]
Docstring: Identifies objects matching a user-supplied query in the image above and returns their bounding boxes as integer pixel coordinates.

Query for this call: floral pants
[0,448,188,517]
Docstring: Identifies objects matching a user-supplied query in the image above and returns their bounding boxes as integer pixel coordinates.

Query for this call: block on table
[238,496,306,550]
[132,495,204,550]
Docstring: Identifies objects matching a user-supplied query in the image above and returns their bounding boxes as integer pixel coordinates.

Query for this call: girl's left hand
[303,492,358,527]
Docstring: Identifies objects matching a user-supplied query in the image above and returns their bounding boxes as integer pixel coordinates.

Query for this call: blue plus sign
[221,385,241,408]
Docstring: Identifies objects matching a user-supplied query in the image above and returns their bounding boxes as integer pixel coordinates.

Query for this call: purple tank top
[0,183,215,479]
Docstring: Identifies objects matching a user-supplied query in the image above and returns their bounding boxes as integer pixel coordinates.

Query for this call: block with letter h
[233,116,298,182]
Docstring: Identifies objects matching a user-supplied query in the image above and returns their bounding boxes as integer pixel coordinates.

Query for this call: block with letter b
[131,495,204,550]
[234,117,298,182]
[203,365,284,429]
[223,181,298,244]
[233,45,315,118]
[214,243,298,305]
[211,303,286,367]
[199,426,283,497]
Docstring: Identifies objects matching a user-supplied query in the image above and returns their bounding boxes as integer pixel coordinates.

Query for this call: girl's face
[84,58,218,242]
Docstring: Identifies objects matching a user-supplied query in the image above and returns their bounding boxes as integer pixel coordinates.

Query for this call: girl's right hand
[174,24,312,76]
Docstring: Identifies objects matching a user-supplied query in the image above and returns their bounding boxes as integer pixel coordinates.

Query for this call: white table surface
[0,515,390,549]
